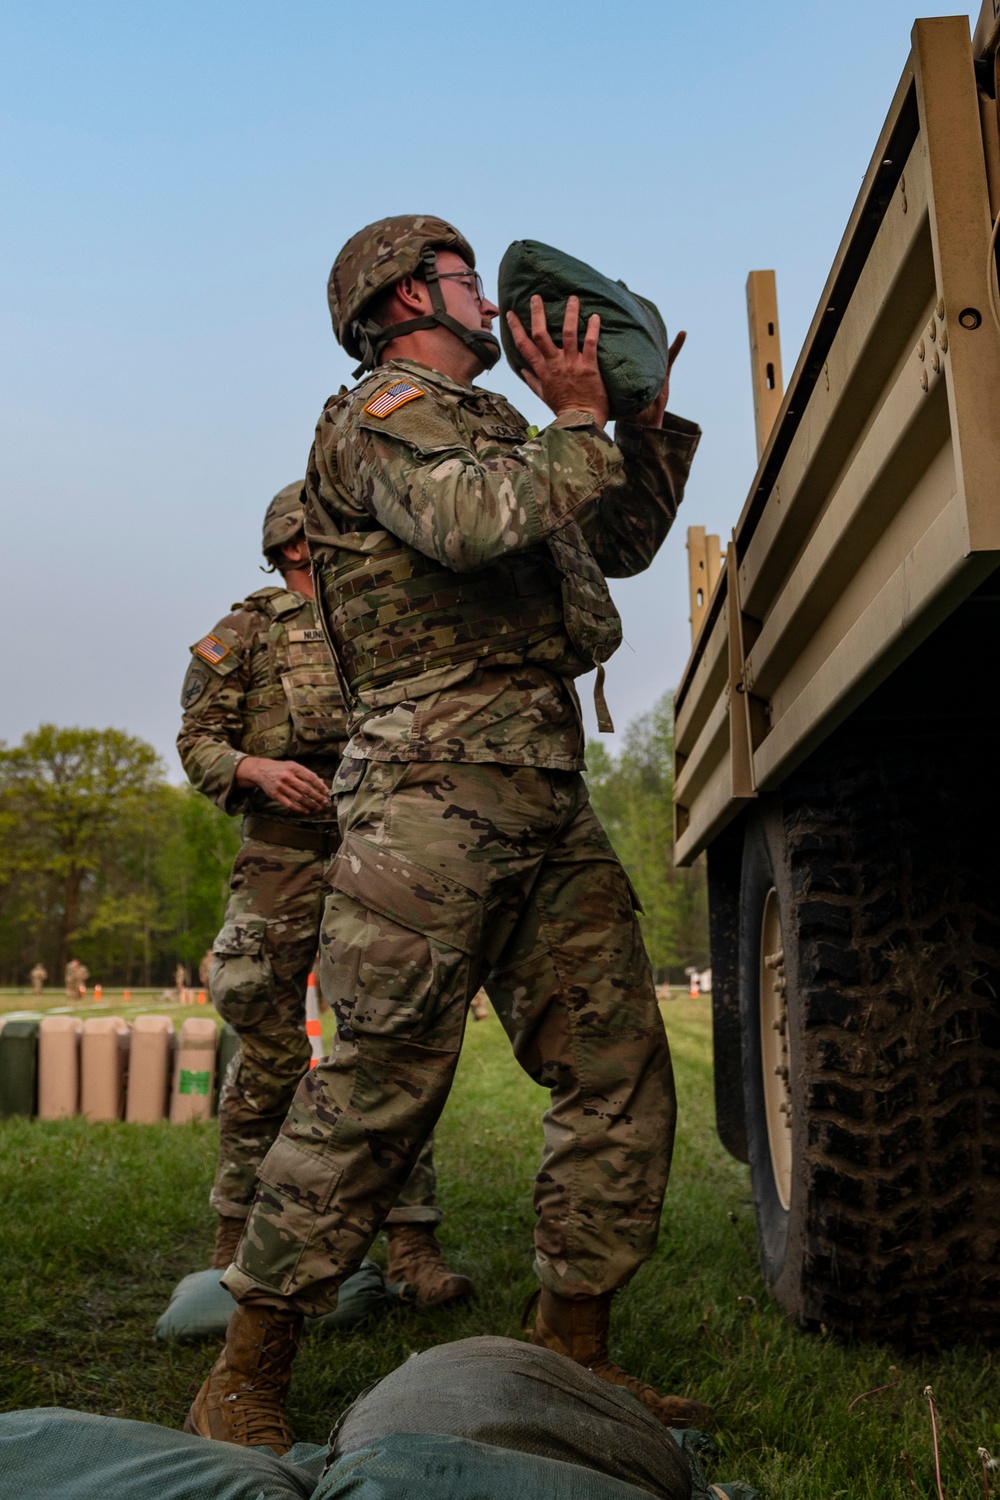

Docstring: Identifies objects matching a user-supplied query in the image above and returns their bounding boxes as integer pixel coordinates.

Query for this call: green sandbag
[498,240,669,418]
[671,1431,760,1500]
[154,1257,402,1343]
[317,1432,664,1500]
[331,1335,690,1499]
[0,1018,39,1117]
[214,1022,240,1112]
[0,1408,325,1500]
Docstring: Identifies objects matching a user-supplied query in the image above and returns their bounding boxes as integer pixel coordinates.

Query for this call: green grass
[1,997,999,1496]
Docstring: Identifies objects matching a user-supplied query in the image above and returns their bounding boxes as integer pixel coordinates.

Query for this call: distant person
[469,991,489,1022]
[177,483,471,1306]
[64,959,87,999]
[174,962,189,1002]
[29,963,47,995]
[198,949,213,992]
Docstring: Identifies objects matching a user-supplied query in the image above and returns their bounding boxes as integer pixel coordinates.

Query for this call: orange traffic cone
[305,973,323,1068]
[94,983,103,1002]
[197,990,206,1005]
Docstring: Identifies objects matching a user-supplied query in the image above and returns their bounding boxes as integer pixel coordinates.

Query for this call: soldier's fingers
[562,295,581,356]
[505,311,545,377]
[520,368,543,399]
[667,329,686,371]
[283,763,327,791]
[581,312,601,365]
[529,294,558,357]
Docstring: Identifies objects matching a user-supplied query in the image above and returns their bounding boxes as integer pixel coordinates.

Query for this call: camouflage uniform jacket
[177,587,347,825]
[303,359,700,770]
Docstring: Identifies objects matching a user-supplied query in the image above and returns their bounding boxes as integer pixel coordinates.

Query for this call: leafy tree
[0,725,161,972]
[0,725,239,987]
[585,692,708,980]
[156,784,241,977]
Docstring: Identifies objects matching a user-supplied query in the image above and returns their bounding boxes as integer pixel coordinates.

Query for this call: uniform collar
[377,358,486,401]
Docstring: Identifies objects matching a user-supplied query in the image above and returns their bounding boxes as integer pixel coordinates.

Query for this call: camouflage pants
[227,762,675,1317]
[209,832,439,1225]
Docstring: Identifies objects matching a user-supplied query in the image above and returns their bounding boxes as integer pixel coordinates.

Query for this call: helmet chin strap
[350,247,501,378]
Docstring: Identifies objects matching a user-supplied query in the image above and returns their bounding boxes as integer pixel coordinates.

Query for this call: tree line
[585,691,709,982]
[0,725,239,988]
[0,698,707,989]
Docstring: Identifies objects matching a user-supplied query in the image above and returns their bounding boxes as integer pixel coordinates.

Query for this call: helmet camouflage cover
[328,214,477,359]
[262,481,306,559]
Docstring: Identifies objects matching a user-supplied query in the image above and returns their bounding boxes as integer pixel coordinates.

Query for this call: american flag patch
[194,634,230,665]
[363,380,424,419]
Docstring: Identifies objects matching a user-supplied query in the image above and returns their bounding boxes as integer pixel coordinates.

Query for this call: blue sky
[1,1,978,772]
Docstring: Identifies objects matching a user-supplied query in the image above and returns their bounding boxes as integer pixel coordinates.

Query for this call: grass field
[2,995,999,1497]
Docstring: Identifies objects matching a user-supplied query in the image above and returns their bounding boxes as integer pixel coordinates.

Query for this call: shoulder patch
[193,634,231,666]
[363,380,425,419]
[181,665,210,709]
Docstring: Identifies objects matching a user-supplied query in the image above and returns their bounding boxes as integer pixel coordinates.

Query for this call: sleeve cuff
[218,750,251,815]
[550,408,610,432]
[615,410,701,461]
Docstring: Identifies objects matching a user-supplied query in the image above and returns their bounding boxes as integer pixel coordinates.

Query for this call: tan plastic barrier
[170,1017,216,1123]
[80,1017,130,1122]
[126,1015,174,1123]
[38,1016,82,1119]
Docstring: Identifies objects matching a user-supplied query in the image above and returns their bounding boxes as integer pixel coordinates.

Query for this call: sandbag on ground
[0,1408,325,1500]
[331,1335,691,1499]
[317,1432,671,1500]
[156,1258,402,1342]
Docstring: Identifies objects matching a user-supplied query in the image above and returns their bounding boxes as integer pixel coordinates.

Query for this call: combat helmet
[328,214,501,377]
[262,481,306,561]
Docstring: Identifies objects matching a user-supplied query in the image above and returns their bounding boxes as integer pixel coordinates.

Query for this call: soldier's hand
[235,756,331,813]
[625,331,687,428]
[505,294,610,429]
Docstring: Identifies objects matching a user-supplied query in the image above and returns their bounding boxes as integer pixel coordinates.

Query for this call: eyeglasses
[436,270,486,304]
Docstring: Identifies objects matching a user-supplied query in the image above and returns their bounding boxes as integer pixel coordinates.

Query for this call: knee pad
[210,918,274,1031]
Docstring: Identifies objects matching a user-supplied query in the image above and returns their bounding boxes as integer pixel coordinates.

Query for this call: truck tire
[738,739,1000,1347]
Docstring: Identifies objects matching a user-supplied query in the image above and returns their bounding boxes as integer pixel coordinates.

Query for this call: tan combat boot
[184,1302,302,1453]
[530,1289,713,1429]
[385,1224,475,1308]
[210,1214,245,1270]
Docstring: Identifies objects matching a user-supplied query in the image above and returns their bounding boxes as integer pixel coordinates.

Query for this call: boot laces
[223,1387,292,1449]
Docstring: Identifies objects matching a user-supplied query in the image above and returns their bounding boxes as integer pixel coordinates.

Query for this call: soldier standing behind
[177,484,471,1304]
[186,218,708,1451]
[29,963,47,995]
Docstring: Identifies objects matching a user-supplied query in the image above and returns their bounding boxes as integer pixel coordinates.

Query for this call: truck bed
[674,17,1000,866]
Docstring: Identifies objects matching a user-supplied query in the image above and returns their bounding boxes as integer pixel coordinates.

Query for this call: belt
[242,814,340,856]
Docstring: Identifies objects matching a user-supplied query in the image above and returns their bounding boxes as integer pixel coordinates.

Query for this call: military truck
[673,5,1000,1346]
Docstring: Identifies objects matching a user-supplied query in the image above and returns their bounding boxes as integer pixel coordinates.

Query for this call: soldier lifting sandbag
[186,215,708,1452]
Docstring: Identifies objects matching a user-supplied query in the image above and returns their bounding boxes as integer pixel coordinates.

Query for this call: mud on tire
[740,732,1000,1347]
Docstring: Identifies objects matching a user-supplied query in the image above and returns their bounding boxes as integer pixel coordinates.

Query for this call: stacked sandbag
[0,1017,40,1117]
[126,1015,175,1122]
[0,1015,239,1124]
[37,1016,82,1119]
[80,1017,129,1121]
